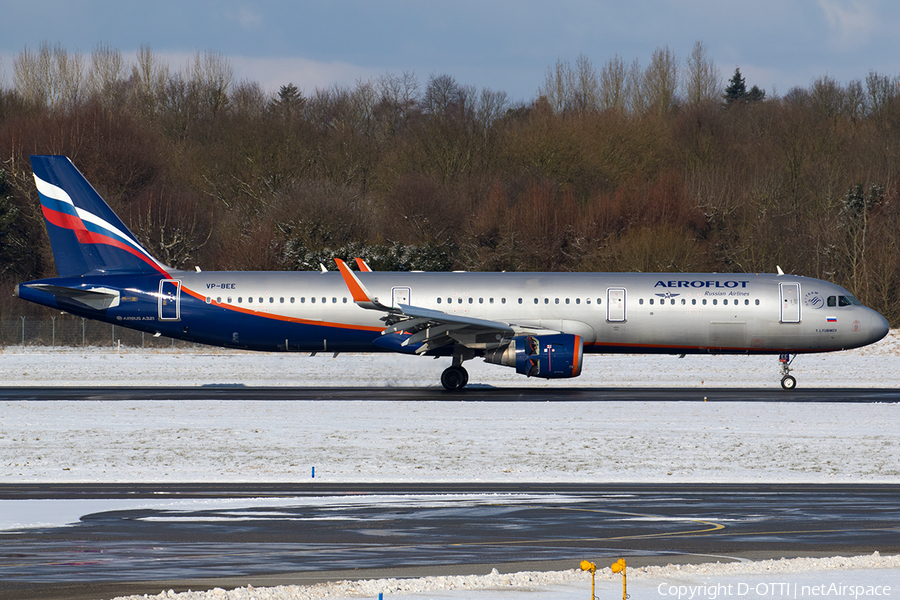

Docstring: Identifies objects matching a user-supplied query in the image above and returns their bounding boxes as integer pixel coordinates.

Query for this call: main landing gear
[779,353,796,390]
[441,346,472,391]
[441,365,468,391]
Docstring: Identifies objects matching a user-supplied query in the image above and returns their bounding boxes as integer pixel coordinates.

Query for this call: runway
[2,385,900,401]
[1,483,899,600]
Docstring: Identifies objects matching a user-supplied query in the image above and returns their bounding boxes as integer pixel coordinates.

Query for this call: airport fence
[0,316,191,348]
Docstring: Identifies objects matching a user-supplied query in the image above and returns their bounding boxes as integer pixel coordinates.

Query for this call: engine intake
[484,334,583,379]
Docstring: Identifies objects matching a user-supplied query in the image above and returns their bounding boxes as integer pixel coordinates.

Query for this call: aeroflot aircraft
[15,156,890,390]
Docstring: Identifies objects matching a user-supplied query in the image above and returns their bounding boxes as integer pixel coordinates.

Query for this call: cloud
[226,7,263,31]
[818,0,876,49]
[229,56,382,94]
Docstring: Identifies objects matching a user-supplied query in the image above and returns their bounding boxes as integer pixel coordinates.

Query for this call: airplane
[14,155,891,390]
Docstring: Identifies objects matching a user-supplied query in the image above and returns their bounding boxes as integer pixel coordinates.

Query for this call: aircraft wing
[334,259,554,354]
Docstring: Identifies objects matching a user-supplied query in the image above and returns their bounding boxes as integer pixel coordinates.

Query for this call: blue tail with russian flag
[30,155,169,277]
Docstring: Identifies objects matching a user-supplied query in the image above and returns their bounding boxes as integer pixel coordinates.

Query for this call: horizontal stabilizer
[18,283,121,310]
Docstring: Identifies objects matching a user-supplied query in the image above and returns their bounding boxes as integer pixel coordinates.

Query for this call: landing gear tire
[781,375,797,390]
[441,366,468,391]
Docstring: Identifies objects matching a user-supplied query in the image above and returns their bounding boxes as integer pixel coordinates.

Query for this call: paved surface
[1,483,898,600]
[2,386,900,401]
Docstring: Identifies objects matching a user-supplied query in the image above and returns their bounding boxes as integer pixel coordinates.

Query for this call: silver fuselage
[169,270,888,354]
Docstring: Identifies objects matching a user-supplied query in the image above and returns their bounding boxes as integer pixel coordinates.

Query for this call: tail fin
[30,155,169,277]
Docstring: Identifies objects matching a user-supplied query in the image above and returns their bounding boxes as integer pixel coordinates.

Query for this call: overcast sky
[2,0,898,103]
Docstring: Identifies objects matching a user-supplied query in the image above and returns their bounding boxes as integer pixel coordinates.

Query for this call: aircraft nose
[867,309,890,344]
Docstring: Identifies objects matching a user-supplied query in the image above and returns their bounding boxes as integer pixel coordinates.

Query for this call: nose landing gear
[779,353,796,390]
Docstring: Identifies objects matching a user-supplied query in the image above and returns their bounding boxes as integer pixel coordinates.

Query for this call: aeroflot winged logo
[655,280,750,289]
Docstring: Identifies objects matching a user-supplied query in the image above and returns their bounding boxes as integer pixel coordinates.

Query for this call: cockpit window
[839,295,861,306]
[827,296,836,307]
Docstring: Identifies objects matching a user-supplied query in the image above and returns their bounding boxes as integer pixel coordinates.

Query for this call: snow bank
[111,553,900,600]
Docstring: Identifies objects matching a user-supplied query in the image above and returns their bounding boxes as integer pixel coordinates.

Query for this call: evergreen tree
[270,83,304,119]
[724,68,747,104]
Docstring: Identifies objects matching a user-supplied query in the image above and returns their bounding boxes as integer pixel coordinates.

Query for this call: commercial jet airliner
[15,156,890,390]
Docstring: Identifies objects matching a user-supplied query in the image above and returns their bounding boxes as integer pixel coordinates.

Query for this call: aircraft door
[779,282,800,323]
[392,286,410,309]
[158,279,182,321]
[607,288,626,322]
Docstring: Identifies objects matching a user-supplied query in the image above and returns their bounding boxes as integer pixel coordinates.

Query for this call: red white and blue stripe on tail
[30,155,169,278]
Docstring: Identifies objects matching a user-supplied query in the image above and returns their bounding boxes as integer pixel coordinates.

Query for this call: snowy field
[108,554,900,600]
[1,328,899,388]
[1,333,898,600]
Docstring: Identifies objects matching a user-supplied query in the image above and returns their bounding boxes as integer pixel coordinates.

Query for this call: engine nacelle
[484,334,583,379]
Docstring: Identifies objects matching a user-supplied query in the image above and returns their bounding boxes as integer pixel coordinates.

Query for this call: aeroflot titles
[655,280,751,289]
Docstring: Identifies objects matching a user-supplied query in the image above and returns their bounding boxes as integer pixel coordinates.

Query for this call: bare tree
[599,54,628,112]
[571,54,600,112]
[538,59,573,114]
[683,41,720,107]
[625,57,645,114]
[130,45,170,119]
[231,79,268,119]
[190,50,233,118]
[642,46,679,115]
[13,42,84,109]
[87,43,126,110]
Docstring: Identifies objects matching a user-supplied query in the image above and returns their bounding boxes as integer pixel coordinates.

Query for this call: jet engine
[484,334,583,379]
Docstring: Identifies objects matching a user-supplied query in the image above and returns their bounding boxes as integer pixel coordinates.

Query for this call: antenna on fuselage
[776,265,785,275]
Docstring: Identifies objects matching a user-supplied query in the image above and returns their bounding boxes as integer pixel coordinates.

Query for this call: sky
[1,0,899,103]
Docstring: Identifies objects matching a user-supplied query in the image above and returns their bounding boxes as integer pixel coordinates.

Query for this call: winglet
[335,258,390,311]
[334,258,371,302]
[355,257,372,272]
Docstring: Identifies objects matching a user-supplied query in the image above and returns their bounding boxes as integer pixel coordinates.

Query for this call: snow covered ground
[1,333,898,600]
[108,554,900,600]
[0,328,899,388]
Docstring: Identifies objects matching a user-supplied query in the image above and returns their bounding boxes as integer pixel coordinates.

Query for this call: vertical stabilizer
[30,155,169,277]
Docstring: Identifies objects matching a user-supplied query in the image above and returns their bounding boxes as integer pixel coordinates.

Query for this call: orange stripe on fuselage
[180,284,383,333]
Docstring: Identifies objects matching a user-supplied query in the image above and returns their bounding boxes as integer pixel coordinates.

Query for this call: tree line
[1,41,899,325]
